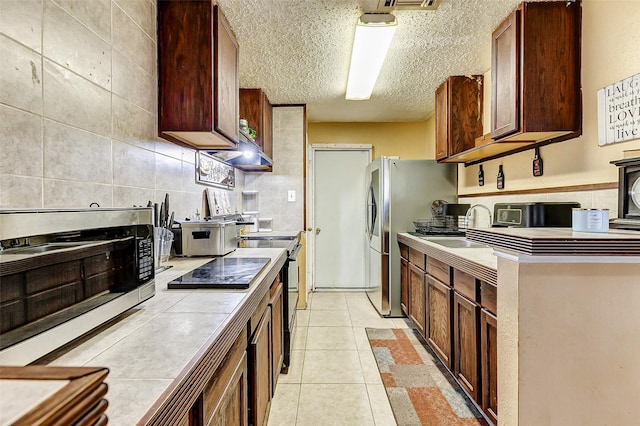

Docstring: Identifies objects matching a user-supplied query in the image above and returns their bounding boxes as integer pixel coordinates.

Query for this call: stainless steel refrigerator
[365,157,457,317]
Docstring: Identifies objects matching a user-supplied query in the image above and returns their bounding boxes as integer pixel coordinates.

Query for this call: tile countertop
[17,248,287,426]
[397,233,497,285]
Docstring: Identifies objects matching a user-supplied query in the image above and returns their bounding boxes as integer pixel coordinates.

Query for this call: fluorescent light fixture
[346,13,397,100]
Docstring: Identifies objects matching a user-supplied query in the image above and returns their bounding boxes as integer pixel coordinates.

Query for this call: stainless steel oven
[0,208,155,365]
[239,235,301,372]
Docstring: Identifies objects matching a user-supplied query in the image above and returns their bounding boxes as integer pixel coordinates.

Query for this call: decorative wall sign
[597,72,640,146]
[196,151,235,189]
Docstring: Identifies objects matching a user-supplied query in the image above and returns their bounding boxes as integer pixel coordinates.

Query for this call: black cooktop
[168,257,271,289]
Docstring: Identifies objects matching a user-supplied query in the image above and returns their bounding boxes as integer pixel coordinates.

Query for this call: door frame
[306,144,372,294]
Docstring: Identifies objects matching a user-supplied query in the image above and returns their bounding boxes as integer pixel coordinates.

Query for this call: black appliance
[0,208,155,365]
[240,235,301,372]
[492,202,581,227]
[610,157,640,231]
[167,257,271,289]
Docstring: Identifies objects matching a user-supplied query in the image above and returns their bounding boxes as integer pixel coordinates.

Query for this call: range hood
[204,131,273,171]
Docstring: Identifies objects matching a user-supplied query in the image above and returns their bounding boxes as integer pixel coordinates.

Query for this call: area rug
[366,328,488,426]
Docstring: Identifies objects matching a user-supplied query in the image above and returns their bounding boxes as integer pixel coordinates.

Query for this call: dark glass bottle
[497,165,505,189]
[478,165,485,186]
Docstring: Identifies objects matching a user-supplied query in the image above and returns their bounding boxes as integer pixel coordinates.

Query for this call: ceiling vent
[376,0,440,11]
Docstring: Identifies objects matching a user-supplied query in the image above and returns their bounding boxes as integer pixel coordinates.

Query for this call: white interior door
[311,146,371,290]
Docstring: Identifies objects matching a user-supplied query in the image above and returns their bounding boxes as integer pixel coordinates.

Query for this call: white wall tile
[43,0,112,89]
[113,0,155,39]
[112,140,155,188]
[112,50,155,113]
[112,3,155,76]
[53,0,111,42]
[0,175,42,208]
[43,119,112,183]
[43,179,112,208]
[112,95,155,149]
[43,59,111,136]
[0,105,43,177]
[0,35,43,113]
[0,0,43,52]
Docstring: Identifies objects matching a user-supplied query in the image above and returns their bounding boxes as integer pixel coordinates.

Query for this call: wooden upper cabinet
[491,1,582,143]
[435,76,483,162]
[240,88,273,167]
[158,1,239,149]
[491,9,519,139]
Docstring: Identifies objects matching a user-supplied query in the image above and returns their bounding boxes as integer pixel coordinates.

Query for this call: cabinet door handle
[315,228,321,235]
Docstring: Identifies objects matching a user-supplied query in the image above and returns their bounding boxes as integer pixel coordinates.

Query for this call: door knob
[315,228,321,235]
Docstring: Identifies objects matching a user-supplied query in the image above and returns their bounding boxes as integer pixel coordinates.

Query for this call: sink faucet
[465,204,493,228]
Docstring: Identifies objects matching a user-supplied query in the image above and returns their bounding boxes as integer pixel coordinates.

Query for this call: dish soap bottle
[497,165,505,190]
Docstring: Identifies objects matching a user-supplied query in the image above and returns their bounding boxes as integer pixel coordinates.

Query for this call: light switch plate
[287,190,296,202]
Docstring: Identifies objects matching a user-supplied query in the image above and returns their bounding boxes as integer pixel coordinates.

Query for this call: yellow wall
[459,0,640,195]
[307,121,435,160]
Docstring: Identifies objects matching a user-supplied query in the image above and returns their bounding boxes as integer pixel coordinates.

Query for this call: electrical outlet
[287,190,296,202]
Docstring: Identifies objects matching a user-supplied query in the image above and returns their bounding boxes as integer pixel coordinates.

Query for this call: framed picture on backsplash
[196,151,235,189]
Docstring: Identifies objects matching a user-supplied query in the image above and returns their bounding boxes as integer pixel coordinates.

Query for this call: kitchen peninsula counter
[33,248,287,425]
[456,227,639,426]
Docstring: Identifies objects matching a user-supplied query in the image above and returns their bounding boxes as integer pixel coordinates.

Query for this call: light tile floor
[267,292,410,426]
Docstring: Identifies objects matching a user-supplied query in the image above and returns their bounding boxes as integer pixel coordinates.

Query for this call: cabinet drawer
[409,248,426,271]
[427,257,451,285]
[480,281,497,315]
[453,269,477,302]
[399,243,409,260]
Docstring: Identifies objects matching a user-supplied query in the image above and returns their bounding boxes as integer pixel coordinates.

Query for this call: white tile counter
[37,248,287,425]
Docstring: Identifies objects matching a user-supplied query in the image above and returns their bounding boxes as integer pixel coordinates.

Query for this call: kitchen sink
[423,238,489,249]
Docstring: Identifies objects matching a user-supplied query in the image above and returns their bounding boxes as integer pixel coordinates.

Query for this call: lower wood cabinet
[269,280,284,395]
[481,309,498,425]
[203,328,249,426]
[453,292,480,402]
[426,275,452,368]
[408,263,426,337]
[249,304,272,426]
[400,257,409,316]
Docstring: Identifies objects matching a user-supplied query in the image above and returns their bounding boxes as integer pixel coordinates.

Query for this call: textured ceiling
[218,0,547,122]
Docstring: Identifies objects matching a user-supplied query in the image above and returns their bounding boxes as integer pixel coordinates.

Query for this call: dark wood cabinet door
[491,8,520,139]
[269,281,284,395]
[214,4,239,143]
[435,79,449,161]
[481,309,498,425]
[427,276,452,368]
[453,292,480,403]
[400,257,409,316]
[210,352,249,426]
[408,263,426,337]
[239,88,273,162]
[249,306,272,426]
[157,1,238,149]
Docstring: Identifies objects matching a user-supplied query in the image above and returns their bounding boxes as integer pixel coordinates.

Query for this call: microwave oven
[0,208,155,365]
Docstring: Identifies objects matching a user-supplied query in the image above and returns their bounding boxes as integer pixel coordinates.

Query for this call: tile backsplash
[0,0,208,218]
[458,188,619,222]
[244,106,305,232]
